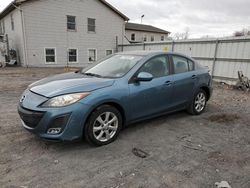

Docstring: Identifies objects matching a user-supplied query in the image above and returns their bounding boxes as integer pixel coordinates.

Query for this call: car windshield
[82,54,143,78]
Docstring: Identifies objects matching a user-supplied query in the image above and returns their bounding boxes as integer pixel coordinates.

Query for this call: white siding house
[0,8,25,65]
[0,0,129,67]
[125,23,170,44]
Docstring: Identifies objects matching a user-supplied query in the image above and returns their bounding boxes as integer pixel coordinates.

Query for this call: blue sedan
[18,51,212,146]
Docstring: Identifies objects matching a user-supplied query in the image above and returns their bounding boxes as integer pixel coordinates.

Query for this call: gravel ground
[0,67,250,188]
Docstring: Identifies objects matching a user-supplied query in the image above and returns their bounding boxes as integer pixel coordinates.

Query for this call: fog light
[47,128,61,135]
[47,114,70,135]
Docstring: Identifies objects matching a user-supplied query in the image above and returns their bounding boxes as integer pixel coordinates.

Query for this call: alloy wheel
[93,112,119,142]
[194,92,206,113]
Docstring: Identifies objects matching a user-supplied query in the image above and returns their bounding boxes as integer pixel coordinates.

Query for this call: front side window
[88,49,97,62]
[173,55,189,74]
[11,14,14,31]
[106,50,113,56]
[161,36,164,41]
[139,56,170,78]
[83,55,142,78]
[67,15,76,30]
[88,18,96,32]
[188,60,195,71]
[68,49,77,63]
[143,35,147,42]
[45,48,56,63]
[131,33,135,41]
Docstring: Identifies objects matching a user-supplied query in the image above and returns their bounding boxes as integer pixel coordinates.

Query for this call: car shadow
[38,110,189,150]
[123,110,189,131]
[37,105,215,151]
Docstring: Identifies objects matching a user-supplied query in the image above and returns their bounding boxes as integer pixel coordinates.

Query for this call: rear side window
[172,55,189,74]
[139,56,170,78]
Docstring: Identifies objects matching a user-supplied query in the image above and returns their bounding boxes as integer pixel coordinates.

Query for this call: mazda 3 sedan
[18,51,212,146]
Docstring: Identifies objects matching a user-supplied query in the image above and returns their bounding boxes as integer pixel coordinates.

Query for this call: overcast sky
[1,0,250,38]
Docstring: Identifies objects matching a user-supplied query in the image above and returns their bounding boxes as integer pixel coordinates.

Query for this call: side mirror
[136,72,153,82]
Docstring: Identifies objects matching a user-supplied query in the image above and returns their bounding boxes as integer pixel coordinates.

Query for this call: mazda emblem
[20,95,26,103]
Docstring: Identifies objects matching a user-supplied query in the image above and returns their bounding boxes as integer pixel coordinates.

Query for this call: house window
[106,50,113,56]
[151,36,154,42]
[143,35,147,42]
[67,15,76,31]
[45,48,56,63]
[11,14,14,31]
[131,33,135,41]
[161,36,164,41]
[88,18,96,32]
[88,49,97,62]
[68,49,77,63]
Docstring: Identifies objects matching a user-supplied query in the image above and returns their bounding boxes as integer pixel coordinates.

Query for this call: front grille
[18,106,45,129]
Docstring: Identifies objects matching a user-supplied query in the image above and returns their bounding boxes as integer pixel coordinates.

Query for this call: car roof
[116,51,193,59]
[116,50,162,56]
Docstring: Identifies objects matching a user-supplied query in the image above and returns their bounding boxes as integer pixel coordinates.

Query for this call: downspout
[121,21,125,52]
[12,2,28,67]
[20,8,28,67]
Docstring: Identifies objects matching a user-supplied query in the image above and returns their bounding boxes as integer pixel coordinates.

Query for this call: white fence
[118,36,250,84]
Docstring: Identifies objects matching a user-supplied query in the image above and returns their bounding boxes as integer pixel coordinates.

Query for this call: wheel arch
[84,100,127,130]
[200,86,211,100]
[101,102,126,126]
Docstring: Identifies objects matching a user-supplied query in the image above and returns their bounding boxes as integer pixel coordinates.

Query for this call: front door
[128,55,173,121]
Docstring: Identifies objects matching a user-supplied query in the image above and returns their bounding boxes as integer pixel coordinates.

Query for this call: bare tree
[234,27,250,37]
[173,27,190,40]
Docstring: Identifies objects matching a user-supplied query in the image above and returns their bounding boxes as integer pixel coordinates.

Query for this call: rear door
[170,55,197,107]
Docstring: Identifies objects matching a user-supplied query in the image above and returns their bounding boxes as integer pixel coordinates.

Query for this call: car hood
[29,72,115,98]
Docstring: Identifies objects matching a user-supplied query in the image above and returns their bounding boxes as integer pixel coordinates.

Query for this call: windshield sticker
[120,56,135,60]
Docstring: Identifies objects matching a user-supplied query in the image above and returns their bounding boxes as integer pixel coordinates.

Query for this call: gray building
[0,0,129,67]
[125,22,170,44]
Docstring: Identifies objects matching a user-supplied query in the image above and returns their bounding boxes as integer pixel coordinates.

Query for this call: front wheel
[84,105,122,146]
[187,89,207,115]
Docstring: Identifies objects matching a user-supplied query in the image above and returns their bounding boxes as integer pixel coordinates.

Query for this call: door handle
[191,75,197,79]
[164,81,172,86]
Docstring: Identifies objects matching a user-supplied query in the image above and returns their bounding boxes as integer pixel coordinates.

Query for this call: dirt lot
[0,67,250,188]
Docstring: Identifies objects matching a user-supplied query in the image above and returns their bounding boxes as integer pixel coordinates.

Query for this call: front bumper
[17,90,92,141]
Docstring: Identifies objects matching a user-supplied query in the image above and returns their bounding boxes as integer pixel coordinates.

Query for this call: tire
[84,105,122,146]
[187,89,207,115]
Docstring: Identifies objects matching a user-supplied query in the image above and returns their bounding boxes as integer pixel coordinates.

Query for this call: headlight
[41,93,90,107]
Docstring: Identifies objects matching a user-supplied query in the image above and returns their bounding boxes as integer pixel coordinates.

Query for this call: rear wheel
[187,89,207,115]
[84,105,122,146]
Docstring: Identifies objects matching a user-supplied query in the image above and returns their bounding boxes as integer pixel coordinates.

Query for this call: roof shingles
[125,22,170,34]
